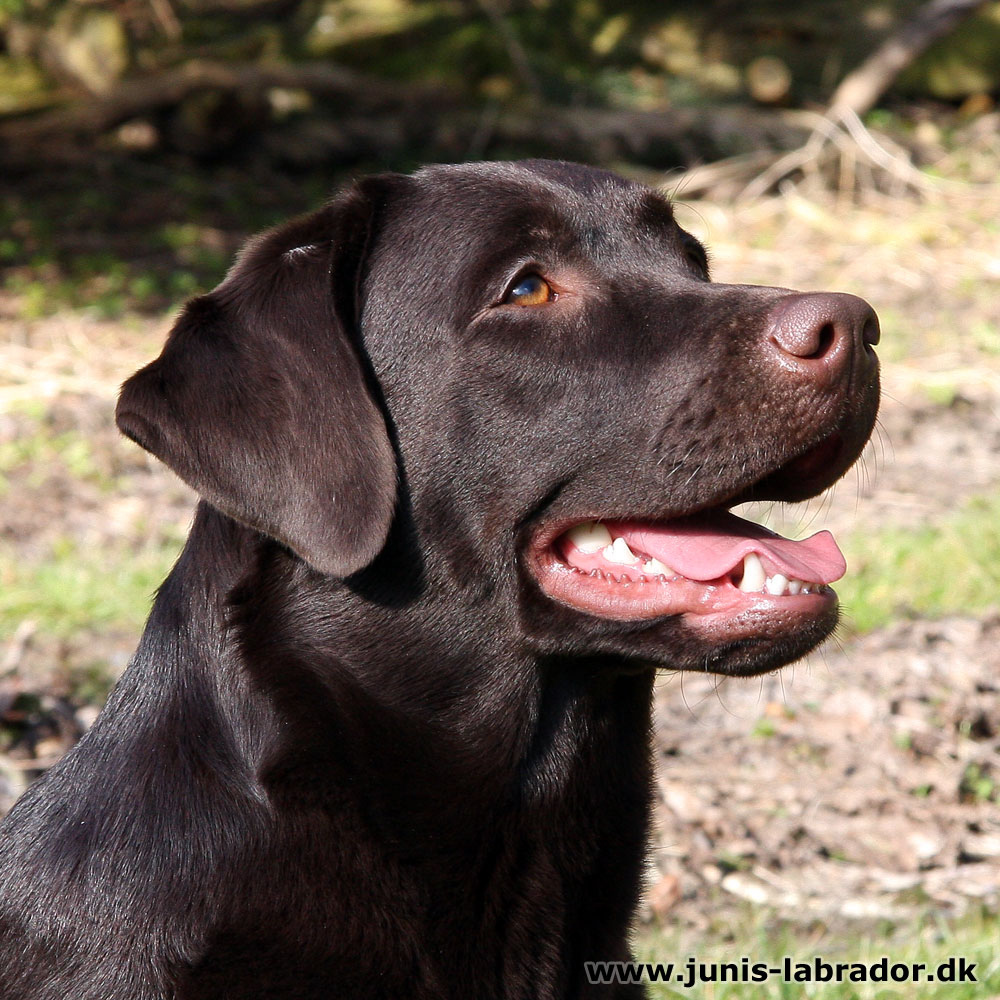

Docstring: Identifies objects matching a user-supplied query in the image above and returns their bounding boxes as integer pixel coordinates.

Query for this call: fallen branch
[661,0,991,202]
[828,0,991,119]
[0,59,450,151]
[0,73,805,168]
[738,107,939,201]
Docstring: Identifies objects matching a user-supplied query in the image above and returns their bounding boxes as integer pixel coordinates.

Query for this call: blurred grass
[837,493,1000,634]
[0,410,188,643]
[0,160,341,319]
[0,535,183,640]
[637,906,1000,998]
[0,426,112,494]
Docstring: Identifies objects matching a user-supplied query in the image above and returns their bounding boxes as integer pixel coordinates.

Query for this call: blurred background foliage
[3,0,1000,116]
[1,0,999,314]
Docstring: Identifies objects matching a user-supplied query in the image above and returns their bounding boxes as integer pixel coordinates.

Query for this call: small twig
[657,151,775,201]
[148,0,182,39]
[2,621,36,678]
[739,107,941,201]
[833,106,938,192]
[466,101,503,160]
[471,0,543,99]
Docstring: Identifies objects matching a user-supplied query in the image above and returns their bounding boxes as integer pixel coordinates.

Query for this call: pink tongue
[614,511,846,584]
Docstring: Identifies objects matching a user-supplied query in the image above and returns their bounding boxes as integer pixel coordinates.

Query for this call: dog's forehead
[420,160,659,215]
[394,160,678,261]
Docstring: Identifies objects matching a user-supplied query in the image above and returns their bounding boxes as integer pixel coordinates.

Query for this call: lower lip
[529,545,837,627]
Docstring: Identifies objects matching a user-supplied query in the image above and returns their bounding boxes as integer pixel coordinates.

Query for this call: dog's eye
[686,248,708,275]
[504,274,555,306]
[681,236,710,278]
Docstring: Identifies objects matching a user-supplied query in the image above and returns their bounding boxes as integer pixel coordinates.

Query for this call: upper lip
[724,428,850,505]
[526,426,856,555]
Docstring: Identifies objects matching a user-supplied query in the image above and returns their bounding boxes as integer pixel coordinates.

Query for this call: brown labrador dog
[0,161,879,999]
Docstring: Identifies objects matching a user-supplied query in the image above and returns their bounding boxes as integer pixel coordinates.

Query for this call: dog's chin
[522,508,845,677]
[521,584,840,678]
[652,598,840,677]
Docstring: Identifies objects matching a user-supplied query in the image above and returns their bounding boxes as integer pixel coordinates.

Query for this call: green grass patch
[959,763,999,804]
[0,159,340,318]
[836,493,1000,633]
[0,535,184,640]
[2,257,208,320]
[0,427,112,495]
[636,906,1000,998]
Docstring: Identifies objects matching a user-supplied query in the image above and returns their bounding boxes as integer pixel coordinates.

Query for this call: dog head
[118,160,879,677]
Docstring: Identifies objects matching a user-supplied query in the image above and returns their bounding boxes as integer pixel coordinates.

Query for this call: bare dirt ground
[649,611,1000,931]
[2,159,999,938]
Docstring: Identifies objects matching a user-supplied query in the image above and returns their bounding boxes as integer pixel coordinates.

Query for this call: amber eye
[504,273,555,306]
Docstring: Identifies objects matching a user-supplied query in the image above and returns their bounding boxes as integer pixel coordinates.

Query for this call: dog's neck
[150,503,656,988]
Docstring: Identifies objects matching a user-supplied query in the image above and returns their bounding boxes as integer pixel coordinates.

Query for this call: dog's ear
[116,179,404,576]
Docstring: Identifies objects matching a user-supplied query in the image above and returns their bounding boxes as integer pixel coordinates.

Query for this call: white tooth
[787,579,803,595]
[765,573,789,596]
[565,521,613,553]
[603,537,639,565]
[737,552,766,593]
[643,557,673,577]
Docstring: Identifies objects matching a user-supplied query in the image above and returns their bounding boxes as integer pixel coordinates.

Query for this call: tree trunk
[828,0,990,117]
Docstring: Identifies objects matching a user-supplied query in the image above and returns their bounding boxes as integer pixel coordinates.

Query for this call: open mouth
[527,508,845,630]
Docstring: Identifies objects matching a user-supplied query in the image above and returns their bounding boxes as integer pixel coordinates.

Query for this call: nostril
[812,322,836,360]
[862,312,881,348]
[770,312,841,362]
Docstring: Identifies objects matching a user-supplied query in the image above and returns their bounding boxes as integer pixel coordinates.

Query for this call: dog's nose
[767,292,879,384]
